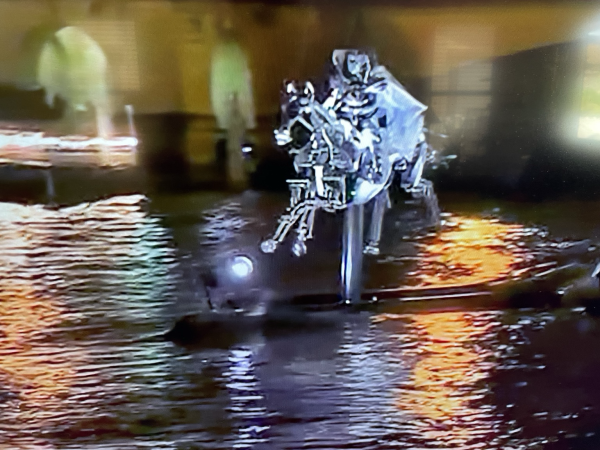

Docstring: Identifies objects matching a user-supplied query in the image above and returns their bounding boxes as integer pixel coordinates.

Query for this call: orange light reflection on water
[407,215,528,289]
[0,285,74,406]
[376,215,517,445]
[0,203,85,448]
[0,196,165,448]
[380,311,499,447]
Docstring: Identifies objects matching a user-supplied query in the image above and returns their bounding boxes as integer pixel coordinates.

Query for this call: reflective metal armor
[261,49,439,258]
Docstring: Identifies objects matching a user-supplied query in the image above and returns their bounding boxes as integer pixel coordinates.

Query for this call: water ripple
[0,195,177,449]
[0,193,598,449]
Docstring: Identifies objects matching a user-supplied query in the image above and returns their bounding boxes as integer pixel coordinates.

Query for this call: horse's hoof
[260,239,277,254]
[292,240,307,257]
[364,242,380,255]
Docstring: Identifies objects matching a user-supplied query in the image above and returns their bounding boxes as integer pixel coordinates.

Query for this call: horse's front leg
[290,202,318,256]
[364,189,391,255]
[260,198,318,256]
[261,200,308,254]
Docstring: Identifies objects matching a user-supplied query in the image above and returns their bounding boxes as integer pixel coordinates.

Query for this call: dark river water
[3,191,600,449]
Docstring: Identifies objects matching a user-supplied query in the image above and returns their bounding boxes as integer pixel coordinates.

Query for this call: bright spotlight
[230,255,254,279]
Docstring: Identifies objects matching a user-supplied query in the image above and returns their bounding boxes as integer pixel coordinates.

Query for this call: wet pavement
[2,191,600,449]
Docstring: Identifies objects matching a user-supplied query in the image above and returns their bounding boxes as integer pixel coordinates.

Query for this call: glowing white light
[242,145,252,154]
[0,132,138,151]
[0,128,138,168]
[230,256,253,279]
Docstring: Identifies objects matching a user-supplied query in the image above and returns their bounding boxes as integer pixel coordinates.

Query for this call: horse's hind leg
[414,178,440,227]
[364,189,391,255]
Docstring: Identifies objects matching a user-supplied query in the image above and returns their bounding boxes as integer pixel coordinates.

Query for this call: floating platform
[0,125,143,204]
[0,126,138,168]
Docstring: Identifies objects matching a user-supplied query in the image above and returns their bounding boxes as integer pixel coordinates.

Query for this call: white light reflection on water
[336,323,411,446]
[0,195,177,449]
[224,346,270,449]
[199,200,257,251]
[252,311,536,449]
[0,191,591,449]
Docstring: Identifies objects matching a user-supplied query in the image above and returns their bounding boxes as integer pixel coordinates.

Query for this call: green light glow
[37,26,113,137]
[210,39,256,130]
